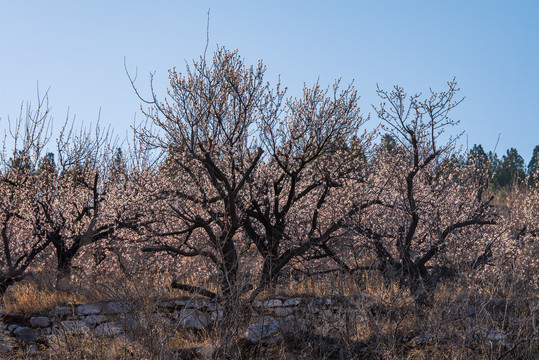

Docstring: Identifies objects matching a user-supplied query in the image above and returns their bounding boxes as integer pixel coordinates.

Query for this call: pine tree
[528,145,539,186]
[496,148,525,187]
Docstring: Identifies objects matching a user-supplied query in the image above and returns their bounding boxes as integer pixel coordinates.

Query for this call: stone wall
[0,295,367,353]
[0,293,521,354]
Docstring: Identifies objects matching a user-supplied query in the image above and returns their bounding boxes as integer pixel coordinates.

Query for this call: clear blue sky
[1,1,538,163]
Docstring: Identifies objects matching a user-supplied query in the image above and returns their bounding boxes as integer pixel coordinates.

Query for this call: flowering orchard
[0,48,537,307]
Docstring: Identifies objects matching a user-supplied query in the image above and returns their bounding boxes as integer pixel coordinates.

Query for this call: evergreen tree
[9,150,33,175]
[37,152,56,176]
[528,145,539,186]
[467,144,490,187]
[468,144,488,170]
[380,134,397,154]
[112,148,127,174]
[487,151,502,181]
[496,147,525,187]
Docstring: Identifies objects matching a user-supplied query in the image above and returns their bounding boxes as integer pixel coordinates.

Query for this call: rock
[185,300,206,309]
[30,316,51,328]
[209,310,224,322]
[0,310,6,318]
[264,299,283,308]
[102,301,130,314]
[469,328,507,343]
[245,317,281,343]
[85,315,108,326]
[94,322,122,336]
[57,320,90,335]
[54,306,72,318]
[324,298,334,305]
[76,303,102,315]
[205,301,221,312]
[13,326,40,343]
[274,307,294,317]
[279,317,300,333]
[177,309,209,330]
[159,299,188,310]
[26,344,38,355]
[282,298,302,307]
[7,324,18,333]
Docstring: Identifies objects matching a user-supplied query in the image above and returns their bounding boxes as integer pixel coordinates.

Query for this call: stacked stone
[0,301,128,351]
[0,295,365,350]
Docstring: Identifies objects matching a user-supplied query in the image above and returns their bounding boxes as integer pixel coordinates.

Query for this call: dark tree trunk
[56,251,73,291]
[221,236,239,298]
[0,271,24,295]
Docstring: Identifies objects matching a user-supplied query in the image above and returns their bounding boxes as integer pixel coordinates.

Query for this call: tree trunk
[0,270,24,295]
[250,257,275,301]
[56,252,73,291]
[221,236,239,298]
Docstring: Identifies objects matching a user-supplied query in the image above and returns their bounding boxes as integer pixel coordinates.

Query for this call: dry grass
[2,281,90,316]
[0,334,151,360]
[0,262,536,359]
